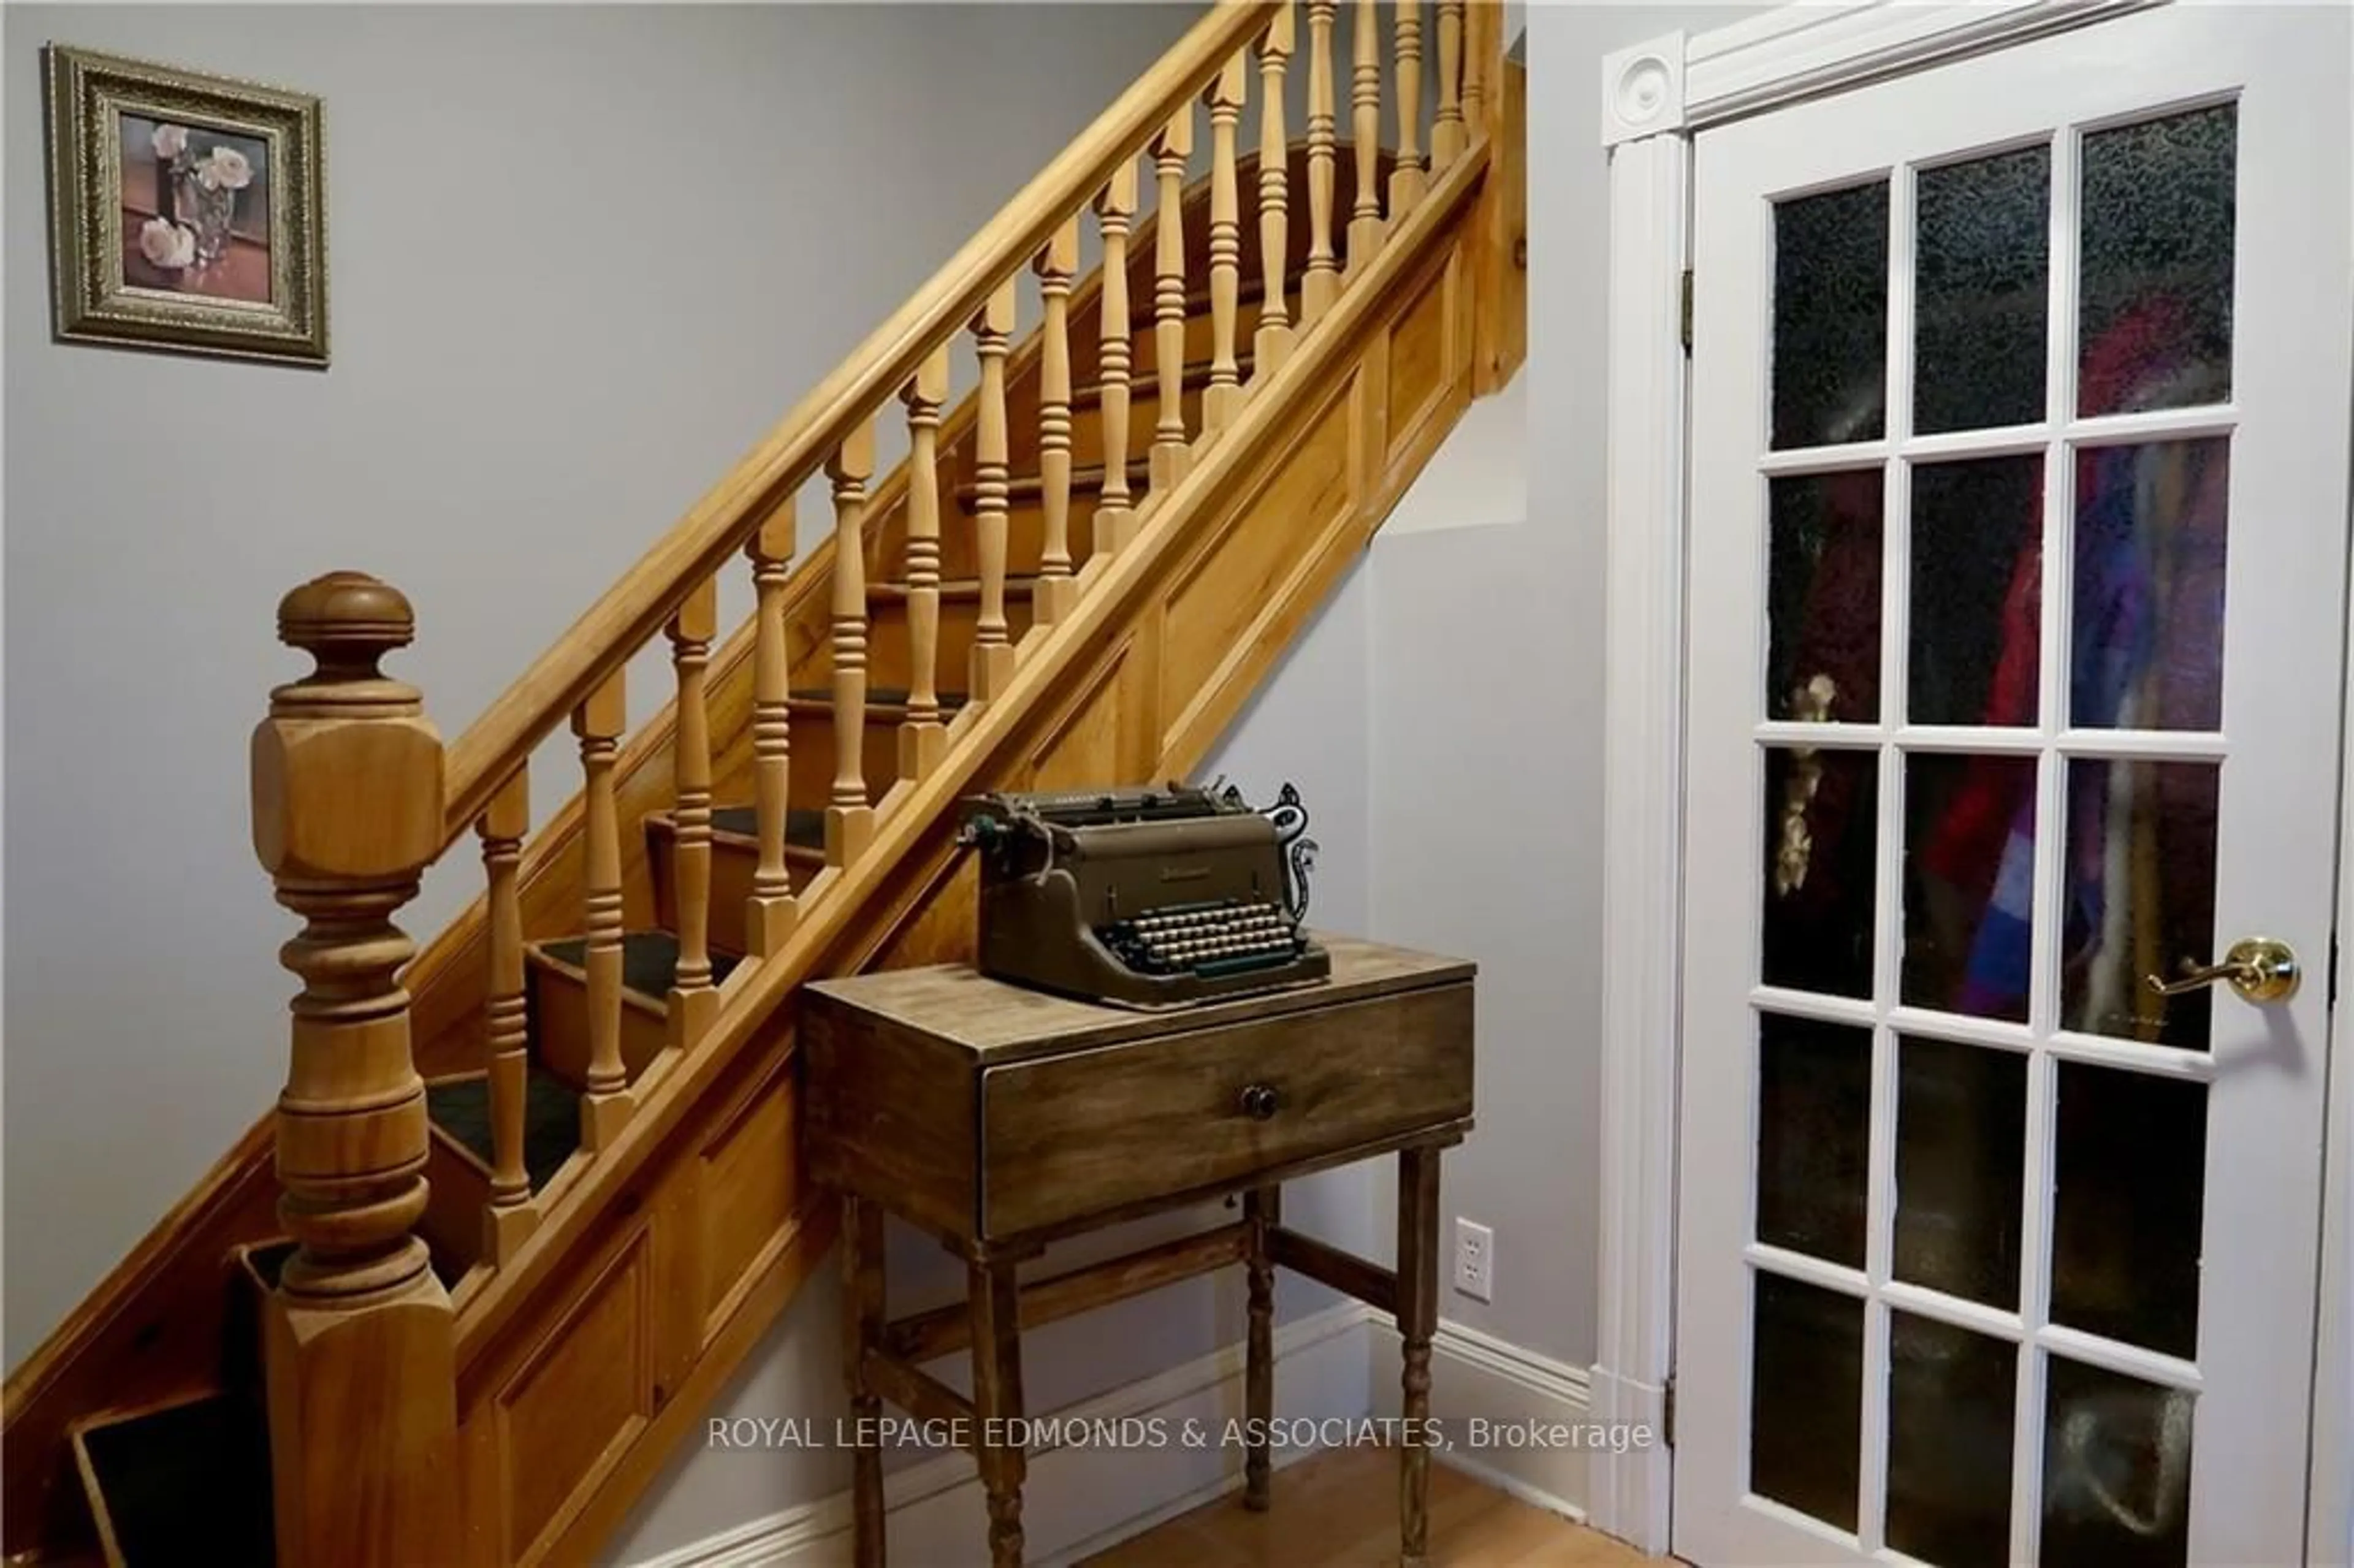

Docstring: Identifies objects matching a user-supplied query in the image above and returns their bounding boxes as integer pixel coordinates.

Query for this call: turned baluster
[744,501,798,956]
[1203,57,1247,436]
[1092,159,1141,554]
[1390,0,1427,215]
[1459,0,1486,141]
[827,423,877,869]
[1150,107,1195,495]
[1430,0,1466,170]
[899,349,951,781]
[1034,218,1081,625]
[665,578,718,1045]
[1255,7,1297,375]
[574,667,630,1147]
[1301,0,1341,324]
[1466,0,1511,395]
[251,571,457,1564]
[971,280,1019,702]
[1349,0,1385,271]
[478,764,535,1263]
[1479,0,1507,145]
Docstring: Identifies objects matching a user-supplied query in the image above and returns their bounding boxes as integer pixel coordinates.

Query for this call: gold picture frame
[44,44,327,367]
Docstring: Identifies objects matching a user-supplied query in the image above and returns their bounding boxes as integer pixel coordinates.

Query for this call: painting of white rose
[45,45,326,364]
[118,113,274,304]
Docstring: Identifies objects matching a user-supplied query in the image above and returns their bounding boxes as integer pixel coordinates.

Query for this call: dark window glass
[1762,747,1878,998]
[2051,1063,2206,1357]
[1916,145,2051,433]
[1910,455,2044,726]
[2079,105,2236,417]
[1751,1272,1864,1531]
[1768,472,1885,723]
[1894,1037,2027,1307]
[2041,1358,2194,1568]
[1903,753,2039,1024]
[1887,1312,2016,1568]
[2071,438,2229,733]
[1757,1013,1872,1268]
[1773,183,1890,449]
[2060,761,2219,1051]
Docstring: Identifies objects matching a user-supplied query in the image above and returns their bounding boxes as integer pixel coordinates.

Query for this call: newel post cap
[276,570,414,674]
[253,571,444,880]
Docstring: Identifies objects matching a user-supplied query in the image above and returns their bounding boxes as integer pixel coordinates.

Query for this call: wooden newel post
[249,571,458,1567]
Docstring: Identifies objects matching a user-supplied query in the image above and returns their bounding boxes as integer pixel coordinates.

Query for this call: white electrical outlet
[1453,1217,1494,1302]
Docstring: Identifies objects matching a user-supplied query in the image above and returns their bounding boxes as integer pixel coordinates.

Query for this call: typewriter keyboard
[1098,897,1303,978]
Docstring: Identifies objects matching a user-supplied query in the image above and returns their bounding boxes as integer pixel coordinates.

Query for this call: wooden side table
[806,934,1476,1567]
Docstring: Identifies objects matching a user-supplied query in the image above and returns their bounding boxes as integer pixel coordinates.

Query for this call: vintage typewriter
[958,780,1330,1008]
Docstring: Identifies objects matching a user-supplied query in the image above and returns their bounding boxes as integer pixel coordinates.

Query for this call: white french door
[1675,6,2353,1566]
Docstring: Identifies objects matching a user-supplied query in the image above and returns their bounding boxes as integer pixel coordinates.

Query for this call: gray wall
[1,1,1198,1368]
[1356,2,1764,1369]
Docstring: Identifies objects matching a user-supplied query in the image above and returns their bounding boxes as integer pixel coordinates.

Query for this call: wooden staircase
[2,4,1525,1562]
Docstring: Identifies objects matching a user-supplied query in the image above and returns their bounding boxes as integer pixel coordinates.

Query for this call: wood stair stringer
[453,129,1496,1567]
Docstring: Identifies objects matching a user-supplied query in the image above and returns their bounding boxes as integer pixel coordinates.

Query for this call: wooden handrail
[438,0,1280,843]
[455,129,1496,1371]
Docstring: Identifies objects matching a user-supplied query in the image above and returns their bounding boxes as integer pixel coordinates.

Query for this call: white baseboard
[1366,1315,1596,1524]
[630,1302,1377,1568]
[633,1306,1603,1567]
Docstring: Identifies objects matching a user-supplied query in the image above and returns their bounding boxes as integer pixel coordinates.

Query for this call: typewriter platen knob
[1238,1083,1281,1121]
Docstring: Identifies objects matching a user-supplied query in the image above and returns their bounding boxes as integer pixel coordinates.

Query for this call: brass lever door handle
[2144,937,2300,1004]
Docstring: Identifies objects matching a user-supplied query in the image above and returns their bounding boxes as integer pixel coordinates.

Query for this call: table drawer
[978,981,1472,1236]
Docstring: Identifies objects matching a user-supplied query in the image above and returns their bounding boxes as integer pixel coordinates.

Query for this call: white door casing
[1668,6,2352,1566]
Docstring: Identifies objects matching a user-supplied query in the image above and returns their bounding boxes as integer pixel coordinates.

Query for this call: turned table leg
[1243,1185,1282,1510]
[1396,1147,1441,1568]
[970,1257,1028,1567]
[844,1195,888,1567]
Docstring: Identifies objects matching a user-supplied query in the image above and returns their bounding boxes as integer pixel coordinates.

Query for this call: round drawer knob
[1239,1083,1281,1121]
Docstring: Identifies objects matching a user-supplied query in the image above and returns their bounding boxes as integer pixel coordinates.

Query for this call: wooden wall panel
[1119,609,1167,781]
[695,1056,804,1345]
[1029,641,1132,790]
[1384,248,1454,465]
[1374,243,1474,523]
[1156,392,1355,753]
[868,851,980,973]
[489,1227,655,1564]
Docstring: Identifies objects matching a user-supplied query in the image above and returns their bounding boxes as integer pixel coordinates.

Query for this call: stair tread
[787,687,971,712]
[709,805,825,850]
[954,458,1148,506]
[77,1394,275,1567]
[536,929,744,1003]
[428,1067,582,1194]
[1075,349,1257,406]
[870,576,1039,601]
[1164,273,1269,320]
[245,1239,294,1291]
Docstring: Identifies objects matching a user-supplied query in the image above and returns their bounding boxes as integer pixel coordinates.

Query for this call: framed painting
[44,45,327,366]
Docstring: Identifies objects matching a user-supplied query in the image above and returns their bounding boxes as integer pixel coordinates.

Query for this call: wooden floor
[1084,1446,1666,1567]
